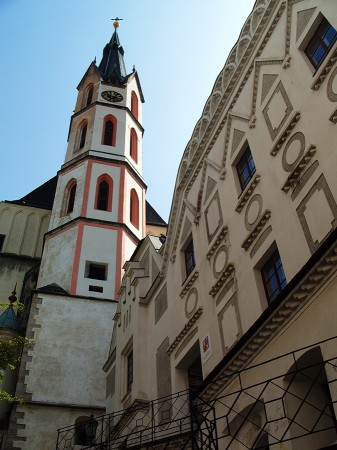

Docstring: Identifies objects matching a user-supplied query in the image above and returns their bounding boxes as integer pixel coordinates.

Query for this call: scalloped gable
[163,0,275,273]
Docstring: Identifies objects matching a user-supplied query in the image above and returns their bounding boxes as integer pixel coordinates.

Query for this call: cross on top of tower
[112,17,123,29]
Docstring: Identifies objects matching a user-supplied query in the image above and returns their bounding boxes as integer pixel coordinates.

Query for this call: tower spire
[99,18,127,85]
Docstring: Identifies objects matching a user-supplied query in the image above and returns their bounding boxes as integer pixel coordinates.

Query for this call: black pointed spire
[99,19,127,85]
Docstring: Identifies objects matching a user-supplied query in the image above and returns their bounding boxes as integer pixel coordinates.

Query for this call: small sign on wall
[201,333,212,364]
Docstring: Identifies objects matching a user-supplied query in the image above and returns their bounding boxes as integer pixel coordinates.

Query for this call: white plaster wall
[38,226,77,291]
[26,293,115,405]
[76,225,118,298]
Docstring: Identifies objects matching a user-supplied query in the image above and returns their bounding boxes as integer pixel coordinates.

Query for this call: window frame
[304,17,337,70]
[130,128,138,163]
[85,262,108,281]
[126,350,133,393]
[130,189,140,229]
[182,235,196,281]
[0,234,5,252]
[95,175,113,212]
[236,145,256,191]
[101,115,117,147]
[85,84,94,107]
[131,91,139,119]
[65,181,77,214]
[78,121,88,150]
[261,249,287,304]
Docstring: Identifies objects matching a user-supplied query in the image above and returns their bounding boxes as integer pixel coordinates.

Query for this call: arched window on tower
[65,180,77,214]
[95,175,113,211]
[85,85,94,107]
[130,128,138,163]
[130,189,139,229]
[131,91,138,119]
[78,121,88,150]
[102,115,117,147]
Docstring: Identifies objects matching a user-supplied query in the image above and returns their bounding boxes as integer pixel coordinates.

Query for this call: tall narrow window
[95,176,113,211]
[0,235,5,252]
[237,145,256,190]
[261,250,287,303]
[305,18,337,69]
[103,120,114,145]
[131,91,138,119]
[130,128,138,162]
[184,238,196,278]
[67,183,77,214]
[86,85,94,107]
[102,115,117,147]
[127,350,133,392]
[79,122,87,150]
[130,189,139,229]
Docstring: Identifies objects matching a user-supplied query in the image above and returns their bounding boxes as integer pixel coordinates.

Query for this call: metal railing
[56,336,337,450]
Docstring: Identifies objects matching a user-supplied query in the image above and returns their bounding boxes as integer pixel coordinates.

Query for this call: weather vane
[112,17,123,29]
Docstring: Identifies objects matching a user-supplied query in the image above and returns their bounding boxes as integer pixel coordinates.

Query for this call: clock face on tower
[101,90,123,103]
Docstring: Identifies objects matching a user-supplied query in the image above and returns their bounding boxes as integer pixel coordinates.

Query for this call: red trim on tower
[114,228,123,299]
[70,222,84,294]
[119,166,126,223]
[81,160,93,216]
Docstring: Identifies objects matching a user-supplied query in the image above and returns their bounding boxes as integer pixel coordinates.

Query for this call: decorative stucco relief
[281,144,317,193]
[204,191,224,244]
[297,175,337,253]
[296,8,316,42]
[242,210,272,251]
[311,47,337,91]
[263,81,293,141]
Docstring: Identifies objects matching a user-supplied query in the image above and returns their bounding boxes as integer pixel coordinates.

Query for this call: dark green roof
[0,306,21,332]
[99,29,128,85]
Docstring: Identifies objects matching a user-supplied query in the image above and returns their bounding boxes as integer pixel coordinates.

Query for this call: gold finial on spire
[112,17,123,29]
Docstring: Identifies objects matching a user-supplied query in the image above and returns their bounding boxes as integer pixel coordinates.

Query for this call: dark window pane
[97,180,109,211]
[185,239,196,277]
[262,250,287,303]
[305,18,337,69]
[103,120,114,146]
[67,184,77,214]
[237,146,256,190]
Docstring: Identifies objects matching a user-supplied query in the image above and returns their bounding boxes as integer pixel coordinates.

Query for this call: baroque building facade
[57,0,337,449]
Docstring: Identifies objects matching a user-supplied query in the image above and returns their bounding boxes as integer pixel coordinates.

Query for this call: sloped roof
[6,176,58,210]
[0,305,21,332]
[6,176,167,226]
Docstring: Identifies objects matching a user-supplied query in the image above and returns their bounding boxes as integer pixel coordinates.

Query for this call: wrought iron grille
[56,336,337,450]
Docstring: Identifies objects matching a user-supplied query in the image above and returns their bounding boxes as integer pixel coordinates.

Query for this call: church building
[0,20,166,449]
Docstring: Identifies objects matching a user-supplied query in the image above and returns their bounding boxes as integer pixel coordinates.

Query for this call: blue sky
[1,0,255,221]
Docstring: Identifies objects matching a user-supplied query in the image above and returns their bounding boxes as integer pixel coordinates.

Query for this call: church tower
[38,19,145,299]
[7,21,146,450]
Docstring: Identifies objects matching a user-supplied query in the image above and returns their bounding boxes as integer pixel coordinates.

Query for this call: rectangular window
[0,235,5,252]
[261,250,287,303]
[127,350,133,392]
[305,18,337,69]
[237,146,256,190]
[88,285,103,293]
[85,262,107,280]
[184,239,196,278]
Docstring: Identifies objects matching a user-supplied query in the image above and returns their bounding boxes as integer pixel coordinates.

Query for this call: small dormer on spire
[99,18,128,85]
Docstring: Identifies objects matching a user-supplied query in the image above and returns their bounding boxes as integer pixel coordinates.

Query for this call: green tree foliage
[0,301,28,402]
